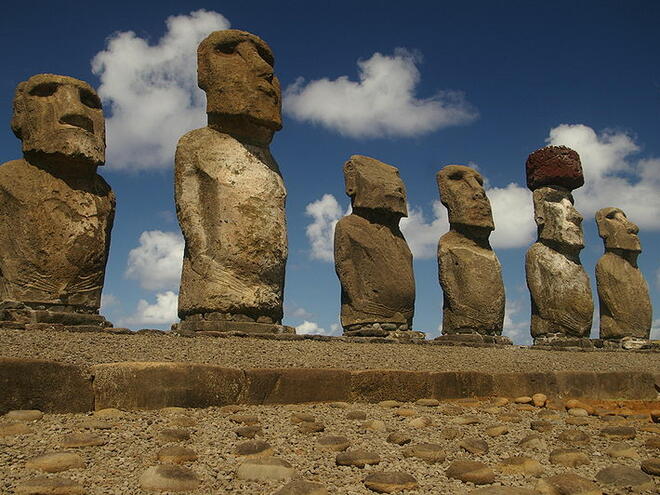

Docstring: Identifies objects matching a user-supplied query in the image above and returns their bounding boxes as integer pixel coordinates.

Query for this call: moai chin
[334,155,420,339]
[525,146,593,345]
[435,165,507,343]
[174,30,291,334]
[595,207,652,344]
[0,74,115,330]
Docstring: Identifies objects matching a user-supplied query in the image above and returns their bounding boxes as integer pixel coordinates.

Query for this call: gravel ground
[1,399,658,494]
[1,330,659,373]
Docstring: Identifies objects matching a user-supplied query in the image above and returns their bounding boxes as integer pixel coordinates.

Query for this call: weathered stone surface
[460,438,489,455]
[387,432,412,445]
[318,435,350,451]
[0,422,32,436]
[600,426,636,439]
[595,465,654,490]
[60,432,106,447]
[641,458,660,476]
[0,74,114,320]
[363,471,418,493]
[336,449,381,468]
[157,446,198,464]
[437,165,504,336]
[402,443,446,463]
[549,448,590,467]
[5,410,43,422]
[606,442,639,459]
[595,207,652,340]
[236,439,273,457]
[236,457,295,481]
[140,464,200,492]
[176,30,286,328]
[274,480,329,495]
[26,452,85,473]
[445,460,496,484]
[557,429,590,445]
[14,476,84,495]
[334,155,415,333]
[498,456,544,476]
[526,145,584,191]
[526,185,593,340]
[535,473,602,495]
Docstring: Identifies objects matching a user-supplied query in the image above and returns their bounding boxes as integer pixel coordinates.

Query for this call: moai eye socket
[606,211,617,219]
[79,89,102,109]
[449,171,464,180]
[215,42,238,55]
[29,82,59,97]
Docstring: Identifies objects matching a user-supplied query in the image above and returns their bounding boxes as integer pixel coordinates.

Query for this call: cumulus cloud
[651,319,660,340]
[502,298,531,345]
[100,293,119,310]
[121,291,179,328]
[489,184,535,248]
[284,49,477,138]
[305,194,345,261]
[400,201,448,258]
[296,320,328,335]
[91,10,230,169]
[547,124,660,229]
[125,230,184,290]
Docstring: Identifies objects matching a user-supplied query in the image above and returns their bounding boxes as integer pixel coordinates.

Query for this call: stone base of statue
[0,301,113,331]
[433,333,512,346]
[343,322,425,341]
[593,337,656,351]
[532,333,594,349]
[174,313,295,336]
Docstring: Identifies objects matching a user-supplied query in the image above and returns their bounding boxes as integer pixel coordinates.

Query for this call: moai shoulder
[0,74,115,330]
[334,155,418,339]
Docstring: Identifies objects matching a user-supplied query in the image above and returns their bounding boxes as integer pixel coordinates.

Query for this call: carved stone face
[533,186,584,249]
[437,165,494,230]
[198,30,282,131]
[11,74,105,166]
[596,207,641,252]
[344,155,407,217]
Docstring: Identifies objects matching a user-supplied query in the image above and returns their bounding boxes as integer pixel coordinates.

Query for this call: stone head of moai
[596,207,641,254]
[198,30,281,145]
[11,74,105,168]
[527,146,585,253]
[436,165,494,235]
[344,155,408,221]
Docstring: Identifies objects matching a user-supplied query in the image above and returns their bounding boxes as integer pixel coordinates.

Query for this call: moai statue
[174,30,292,334]
[0,74,115,330]
[435,165,508,344]
[334,155,421,339]
[525,146,593,345]
[595,207,652,346]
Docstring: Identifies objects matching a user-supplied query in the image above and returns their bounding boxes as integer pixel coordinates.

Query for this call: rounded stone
[453,415,481,425]
[93,408,123,418]
[567,408,589,417]
[519,434,546,450]
[564,417,590,426]
[600,426,636,440]
[299,421,325,434]
[0,422,32,436]
[387,432,411,446]
[498,413,522,423]
[336,449,381,468]
[485,425,509,437]
[274,480,329,495]
[530,420,555,433]
[170,415,197,427]
[492,397,509,407]
[534,473,600,495]
[651,409,660,423]
[346,410,367,420]
[290,412,315,423]
[317,435,350,452]
[402,443,446,463]
[557,429,590,445]
[362,420,386,432]
[157,446,198,464]
[220,405,243,414]
[394,408,416,418]
[14,476,84,495]
[378,400,401,409]
[514,396,533,404]
[526,145,584,191]
[140,464,200,492]
[60,432,107,448]
[228,414,259,425]
[236,457,295,481]
[498,456,544,476]
[26,453,85,473]
[440,427,462,440]
[408,416,432,428]
[446,460,496,485]
[606,442,639,459]
[415,399,440,407]
[460,438,489,455]
[159,428,190,442]
[595,465,654,490]
[235,425,263,438]
[236,439,273,457]
[549,448,591,467]
[646,437,660,450]
[5,410,43,422]
[564,399,594,415]
[641,457,660,476]
[364,471,418,493]
[532,394,548,407]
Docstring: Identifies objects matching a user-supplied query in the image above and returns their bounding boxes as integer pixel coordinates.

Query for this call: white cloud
[125,230,184,290]
[305,194,344,262]
[329,323,341,336]
[502,298,531,345]
[121,291,179,328]
[296,320,328,335]
[400,201,448,259]
[91,10,230,169]
[489,183,535,249]
[547,124,660,229]
[651,319,660,340]
[284,49,477,138]
[100,293,119,311]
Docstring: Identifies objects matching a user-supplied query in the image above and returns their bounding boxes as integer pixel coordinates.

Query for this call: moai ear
[10,81,28,140]
[532,189,546,228]
[343,159,358,199]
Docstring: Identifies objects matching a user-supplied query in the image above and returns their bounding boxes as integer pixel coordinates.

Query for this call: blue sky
[1,1,658,342]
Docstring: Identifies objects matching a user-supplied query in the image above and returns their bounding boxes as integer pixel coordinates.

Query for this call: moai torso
[0,74,114,315]
[595,207,652,340]
[524,146,593,342]
[334,155,416,335]
[175,30,288,328]
[436,165,504,336]
[175,128,286,322]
